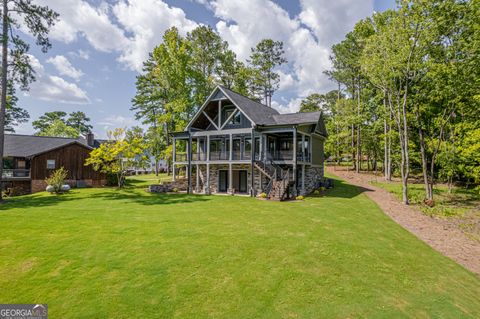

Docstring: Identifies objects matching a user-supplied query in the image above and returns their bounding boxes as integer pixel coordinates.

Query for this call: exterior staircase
[255,160,292,201]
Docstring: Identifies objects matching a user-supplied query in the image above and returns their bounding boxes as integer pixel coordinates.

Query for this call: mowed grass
[0,177,479,318]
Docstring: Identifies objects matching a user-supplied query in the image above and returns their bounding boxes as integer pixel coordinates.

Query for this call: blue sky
[17,0,395,138]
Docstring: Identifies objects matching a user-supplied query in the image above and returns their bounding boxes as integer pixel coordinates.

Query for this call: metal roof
[4,134,91,158]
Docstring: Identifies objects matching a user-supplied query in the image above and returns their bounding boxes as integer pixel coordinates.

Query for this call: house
[2,133,106,195]
[171,86,327,200]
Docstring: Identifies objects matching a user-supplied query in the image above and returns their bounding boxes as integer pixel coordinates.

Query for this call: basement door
[232,170,248,193]
[218,170,228,193]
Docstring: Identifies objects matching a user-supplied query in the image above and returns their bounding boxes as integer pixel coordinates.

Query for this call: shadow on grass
[0,187,210,210]
[322,177,373,199]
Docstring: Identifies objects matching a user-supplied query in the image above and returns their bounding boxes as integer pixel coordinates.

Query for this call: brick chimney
[86,132,94,147]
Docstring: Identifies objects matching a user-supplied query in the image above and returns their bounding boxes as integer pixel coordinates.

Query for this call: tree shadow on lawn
[92,190,211,206]
[322,177,374,199]
[0,187,210,210]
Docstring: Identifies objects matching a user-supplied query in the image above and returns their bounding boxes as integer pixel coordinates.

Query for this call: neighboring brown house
[2,133,106,195]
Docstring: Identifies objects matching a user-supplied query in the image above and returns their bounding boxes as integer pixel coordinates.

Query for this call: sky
[16,0,395,138]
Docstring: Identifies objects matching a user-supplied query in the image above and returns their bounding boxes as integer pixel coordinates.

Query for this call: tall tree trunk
[351,124,356,171]
[152,109,159,176]
[389,90,409,204]
[356,79,361,173]
[401,89,410,205]
[417,123,432,200]
[0,1,8,202]
[383,92,392,181]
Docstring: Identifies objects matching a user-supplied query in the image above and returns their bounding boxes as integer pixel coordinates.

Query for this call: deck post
[229,134,233,161]
[206,164,210,194]
[250,128,256,196]
[196,164,200,193]
[301,164,305,195]
[229,163,233,194]
[301,134,305,162]
[293,127,297,196]
[172,137,176,163]
[187,134,192,194]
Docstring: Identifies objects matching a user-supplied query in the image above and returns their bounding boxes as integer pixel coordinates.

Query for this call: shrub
[45,167,68,194]
[259,192,267,198]
[319,186,326,191]
[313,190,320,195]
[296,195,304,200]
[172,187,178,193]
[106,173,119,186]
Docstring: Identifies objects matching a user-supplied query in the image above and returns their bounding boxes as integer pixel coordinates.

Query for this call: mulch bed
[327,166,480,276]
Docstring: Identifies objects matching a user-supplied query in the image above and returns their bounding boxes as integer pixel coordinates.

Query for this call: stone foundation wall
[301,165,324,195]
[193,164,260,195]
[181,163,324,197]
[2,180,31,196]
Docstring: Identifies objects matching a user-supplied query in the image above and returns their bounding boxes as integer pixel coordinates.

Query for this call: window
[244,138,252,153]
[224,108,241,125]
[17,160,26,169]
[46,159,55,169]
[232,112,241,125]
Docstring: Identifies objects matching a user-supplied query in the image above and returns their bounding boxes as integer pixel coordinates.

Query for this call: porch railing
[263,151,311,162]
[175,153,188,162]
[210,151,229,161]
[191,153,207,161]
[2,169,30,178]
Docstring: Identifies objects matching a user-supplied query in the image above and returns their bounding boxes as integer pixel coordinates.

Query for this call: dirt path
[326,166,480,276]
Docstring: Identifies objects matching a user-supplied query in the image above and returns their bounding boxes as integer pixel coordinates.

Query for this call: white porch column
[301,134,305,162]
[172,137,176,162]
[207,135,210,162]
[229,134,233,161]
[172,163,176,181]
[301,164,305,194]
[196,164,200,193]
[293,127,297,195]
[229,163,233,194]
[206,164,210,194]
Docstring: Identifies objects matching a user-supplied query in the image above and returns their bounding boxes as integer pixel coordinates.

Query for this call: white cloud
[47,55,84,80]
[299,0,373,46]
[211,0,373,98]
[36,0,198,72]
[97,115,137,134]
[278,70,294,91]
[271,97,301,114]
[69,49,90,60]
[112,0,198,71]
[35,0,129,52]
[26,55,90,104]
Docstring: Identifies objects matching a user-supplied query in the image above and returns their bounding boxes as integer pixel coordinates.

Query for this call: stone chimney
[86,132,94,147]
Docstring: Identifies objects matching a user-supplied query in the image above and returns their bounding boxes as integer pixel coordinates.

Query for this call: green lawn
[1,177,479,318]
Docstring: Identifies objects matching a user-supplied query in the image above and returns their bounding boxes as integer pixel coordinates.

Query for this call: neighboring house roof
[3,134,91,158]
